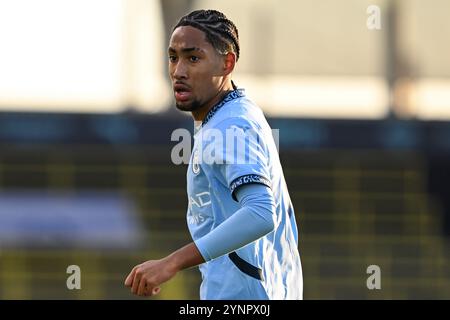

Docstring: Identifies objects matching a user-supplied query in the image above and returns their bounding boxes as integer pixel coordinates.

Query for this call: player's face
[168,26,227,112]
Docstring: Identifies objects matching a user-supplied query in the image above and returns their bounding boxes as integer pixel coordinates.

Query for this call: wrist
[164,252,183,274]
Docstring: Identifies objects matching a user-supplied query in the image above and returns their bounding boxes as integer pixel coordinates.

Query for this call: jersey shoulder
[207,96,268,131]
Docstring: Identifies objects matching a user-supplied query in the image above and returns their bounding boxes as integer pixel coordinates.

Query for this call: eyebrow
[168,47,204,54]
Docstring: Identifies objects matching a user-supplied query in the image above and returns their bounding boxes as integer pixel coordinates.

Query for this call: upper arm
[203,117,272,200]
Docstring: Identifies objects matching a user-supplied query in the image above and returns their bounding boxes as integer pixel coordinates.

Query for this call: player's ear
[223,52,236,76]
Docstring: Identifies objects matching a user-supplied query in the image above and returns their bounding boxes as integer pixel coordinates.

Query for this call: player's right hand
[124,258,178,297]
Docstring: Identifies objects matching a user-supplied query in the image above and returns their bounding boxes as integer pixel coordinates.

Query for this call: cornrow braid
[173,9,240,61]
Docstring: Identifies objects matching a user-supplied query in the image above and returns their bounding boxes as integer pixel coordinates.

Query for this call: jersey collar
[201,88,245,127]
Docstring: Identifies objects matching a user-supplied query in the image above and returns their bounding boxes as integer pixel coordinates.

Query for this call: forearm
[165,184,276,270]
[165,242,205,272]
[195,184,276,261]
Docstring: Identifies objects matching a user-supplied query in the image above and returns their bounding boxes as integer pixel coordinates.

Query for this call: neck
[191,81,234,123]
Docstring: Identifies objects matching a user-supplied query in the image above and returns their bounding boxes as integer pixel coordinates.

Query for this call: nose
[172,60,188,80]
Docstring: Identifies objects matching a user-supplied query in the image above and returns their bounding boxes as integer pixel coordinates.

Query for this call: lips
[175,90,192,102]
[173,83,192,102]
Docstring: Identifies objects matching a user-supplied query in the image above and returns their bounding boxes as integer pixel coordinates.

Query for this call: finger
[143,285,160,297]
[124,267,137,287]
[131,272,141,294]
[137,277,147,296]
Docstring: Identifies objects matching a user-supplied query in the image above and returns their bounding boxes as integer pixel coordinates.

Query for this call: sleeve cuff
[229,174,272,201]
[194,237,213,262]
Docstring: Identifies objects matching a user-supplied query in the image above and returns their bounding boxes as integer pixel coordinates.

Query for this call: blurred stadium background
[0,0,449,299]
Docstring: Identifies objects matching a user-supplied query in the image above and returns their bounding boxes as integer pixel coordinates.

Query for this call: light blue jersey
[186,88,303,300]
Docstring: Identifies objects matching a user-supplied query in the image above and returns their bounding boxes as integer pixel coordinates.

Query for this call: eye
[168,55,177,63]
[190,56,199,63]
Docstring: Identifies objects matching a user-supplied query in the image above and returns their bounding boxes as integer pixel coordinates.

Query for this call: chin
[175,100,202,112]
[175,102,192,111]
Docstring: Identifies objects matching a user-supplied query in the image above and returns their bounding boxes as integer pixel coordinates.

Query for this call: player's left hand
[124,258,178,297]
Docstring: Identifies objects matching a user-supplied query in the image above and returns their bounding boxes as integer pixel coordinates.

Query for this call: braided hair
[173,9,240,62]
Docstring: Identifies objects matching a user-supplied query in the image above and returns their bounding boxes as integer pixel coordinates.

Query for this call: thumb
[152,287,161,295]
